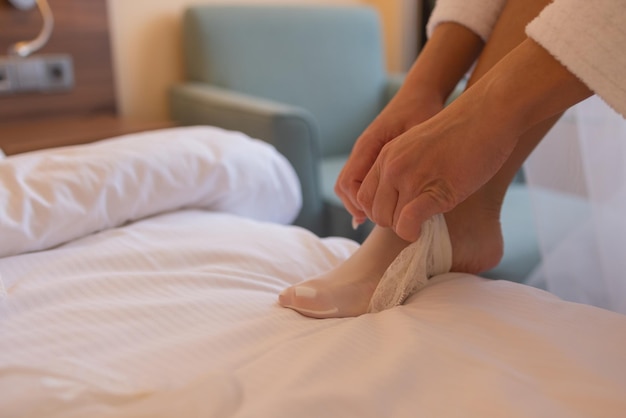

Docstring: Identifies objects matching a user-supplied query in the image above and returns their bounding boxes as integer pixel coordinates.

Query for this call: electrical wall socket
[0,54,74,95]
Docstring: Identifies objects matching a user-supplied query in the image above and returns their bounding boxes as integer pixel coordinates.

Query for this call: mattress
[1,127,625,418]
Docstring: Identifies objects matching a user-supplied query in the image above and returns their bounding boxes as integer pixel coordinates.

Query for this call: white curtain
[524,96,626,315]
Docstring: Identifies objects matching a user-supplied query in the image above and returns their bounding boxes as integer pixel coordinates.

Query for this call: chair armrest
[383,73,406,105]
[169,82,324,234]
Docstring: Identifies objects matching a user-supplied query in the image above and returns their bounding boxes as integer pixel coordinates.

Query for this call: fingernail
[351,218,360,230]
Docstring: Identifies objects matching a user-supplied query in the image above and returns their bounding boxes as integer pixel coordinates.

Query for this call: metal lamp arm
[8,0,54,57]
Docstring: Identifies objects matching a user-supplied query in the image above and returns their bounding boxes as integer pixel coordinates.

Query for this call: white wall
[107,0,361,120]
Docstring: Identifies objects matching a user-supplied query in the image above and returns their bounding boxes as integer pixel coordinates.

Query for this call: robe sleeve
[526,0,626,117]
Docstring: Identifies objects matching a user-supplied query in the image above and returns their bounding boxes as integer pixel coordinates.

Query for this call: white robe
[419,0,626,314]
[427,0,626,117]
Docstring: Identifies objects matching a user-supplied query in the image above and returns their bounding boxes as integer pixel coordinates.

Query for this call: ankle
[444,197,504,274]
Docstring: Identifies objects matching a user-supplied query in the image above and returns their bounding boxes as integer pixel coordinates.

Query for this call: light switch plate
[0,54,74,95]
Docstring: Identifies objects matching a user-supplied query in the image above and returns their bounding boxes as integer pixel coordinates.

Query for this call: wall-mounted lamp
[1,0,73,95]
[7,0,54,57]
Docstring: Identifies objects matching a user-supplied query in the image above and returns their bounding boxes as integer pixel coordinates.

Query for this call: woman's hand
[335,23,485,224]
[357,95,518,241]
[334,92,444,224]
[356,39,592,242]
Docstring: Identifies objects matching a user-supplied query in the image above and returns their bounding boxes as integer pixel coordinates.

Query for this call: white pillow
[0,126,301,258]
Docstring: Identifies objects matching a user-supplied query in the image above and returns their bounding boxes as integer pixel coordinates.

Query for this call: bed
[1,126,625,418]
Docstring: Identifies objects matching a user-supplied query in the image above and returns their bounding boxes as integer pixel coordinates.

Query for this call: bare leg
[446,0,561,273]
[280,0,557,318]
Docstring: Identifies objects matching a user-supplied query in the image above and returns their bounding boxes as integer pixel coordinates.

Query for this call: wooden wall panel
[0,0,116,123]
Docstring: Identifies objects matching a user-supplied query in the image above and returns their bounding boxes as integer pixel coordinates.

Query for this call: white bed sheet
[1,210,626,418]
[2,127,625,417]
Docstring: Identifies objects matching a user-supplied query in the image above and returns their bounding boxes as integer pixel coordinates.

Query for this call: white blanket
[0,126,301,258]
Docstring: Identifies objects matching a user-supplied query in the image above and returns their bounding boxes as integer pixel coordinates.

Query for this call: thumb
[394,193,444,242]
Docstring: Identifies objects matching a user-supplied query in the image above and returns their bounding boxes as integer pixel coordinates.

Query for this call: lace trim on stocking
[367,214,452,313]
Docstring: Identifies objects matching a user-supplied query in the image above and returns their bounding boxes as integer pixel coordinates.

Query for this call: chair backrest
[183,5,387,158]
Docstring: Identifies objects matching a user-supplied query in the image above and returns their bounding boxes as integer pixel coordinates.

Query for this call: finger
[344,180,365,215]
[370,181,398,228]
[335,163,374,218]
[355,162,381,221]
[341,189,367,220]
[395,193,444,242]
[335,168,366,219]
[392,191,412,231]
[335,138,384,214]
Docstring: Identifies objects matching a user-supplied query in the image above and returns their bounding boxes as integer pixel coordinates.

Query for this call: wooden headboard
[0,0,116,123]
[0,0,174,155]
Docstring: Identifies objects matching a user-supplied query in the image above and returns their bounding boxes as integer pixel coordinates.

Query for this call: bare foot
[279,191,505,319]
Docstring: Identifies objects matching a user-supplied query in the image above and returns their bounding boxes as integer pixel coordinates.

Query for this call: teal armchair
[170,5,402,239]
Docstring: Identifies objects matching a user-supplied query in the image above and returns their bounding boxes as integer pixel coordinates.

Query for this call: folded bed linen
[0,126,301,258]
